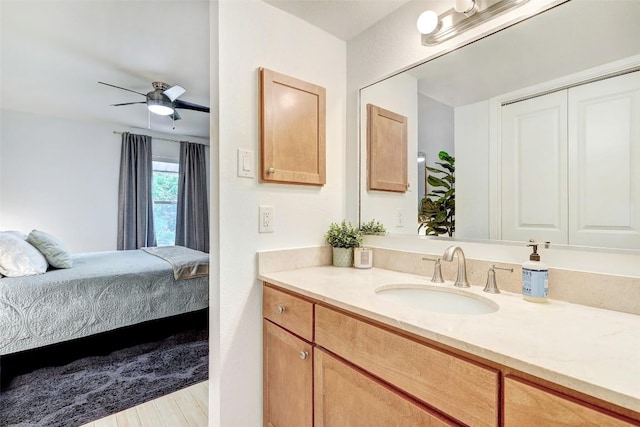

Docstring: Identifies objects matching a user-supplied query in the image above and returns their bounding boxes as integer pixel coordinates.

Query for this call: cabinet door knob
[299,350,309,360]
[276,305,285,314]
[267,167,275,174]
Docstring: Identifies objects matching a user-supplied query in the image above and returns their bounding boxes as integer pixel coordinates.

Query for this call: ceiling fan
[98,81,209,121]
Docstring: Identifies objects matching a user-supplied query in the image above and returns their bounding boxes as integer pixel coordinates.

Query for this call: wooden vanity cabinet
[504,376,636,427]
[263,283,639,427]
[314,348,455,427]
[315,305,499,427]
[263,286,314,427]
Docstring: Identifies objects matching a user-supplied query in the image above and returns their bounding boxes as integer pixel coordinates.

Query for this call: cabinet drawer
[263,284,313,341]
[315,305,499,427]
[315,348,457,427]
[504,376,635,427]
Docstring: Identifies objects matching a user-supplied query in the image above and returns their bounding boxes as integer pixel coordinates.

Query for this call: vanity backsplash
[258,245,640,315]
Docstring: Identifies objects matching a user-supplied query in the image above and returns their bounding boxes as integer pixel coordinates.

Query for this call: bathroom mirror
[359,0,640,251]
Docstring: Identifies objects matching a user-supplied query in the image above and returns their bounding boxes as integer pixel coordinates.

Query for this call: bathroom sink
[375,284,499,315]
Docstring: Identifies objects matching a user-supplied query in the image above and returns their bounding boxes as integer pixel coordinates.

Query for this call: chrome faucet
[442,245,470,288]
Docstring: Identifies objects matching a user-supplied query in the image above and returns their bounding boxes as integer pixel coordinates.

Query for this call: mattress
[0,249,209,355]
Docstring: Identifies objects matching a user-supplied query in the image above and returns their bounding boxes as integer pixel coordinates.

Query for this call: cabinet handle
[276,305,285,314]
[267,167,275,174]
[299,351,309,360]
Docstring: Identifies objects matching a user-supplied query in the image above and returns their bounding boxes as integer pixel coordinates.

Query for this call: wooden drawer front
[504,376,635,427]
[315,348,457,427]
[315,305,499,427]
[263,285,313,341]
[264,320,313,427]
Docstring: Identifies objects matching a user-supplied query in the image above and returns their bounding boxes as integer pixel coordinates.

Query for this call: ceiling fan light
[147,99,174,116]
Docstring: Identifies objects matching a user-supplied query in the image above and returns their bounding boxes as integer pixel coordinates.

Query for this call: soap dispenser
[522,242,548,303]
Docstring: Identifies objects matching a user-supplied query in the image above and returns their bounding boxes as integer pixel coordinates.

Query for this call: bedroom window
[152,161,179,246]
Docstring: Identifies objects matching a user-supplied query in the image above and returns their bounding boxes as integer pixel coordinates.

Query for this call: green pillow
[27,229,73,269]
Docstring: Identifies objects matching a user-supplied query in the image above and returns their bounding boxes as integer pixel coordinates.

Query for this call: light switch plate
[237,149,255,178]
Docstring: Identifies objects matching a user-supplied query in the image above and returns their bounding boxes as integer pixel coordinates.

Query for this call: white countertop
[259,266,640,413]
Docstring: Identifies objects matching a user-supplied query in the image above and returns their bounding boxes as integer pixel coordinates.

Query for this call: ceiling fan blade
[164,85,186,102]
[171,110,182,121]
[110,101,146,107]
[98,81,147,97]
[174,99,210,113]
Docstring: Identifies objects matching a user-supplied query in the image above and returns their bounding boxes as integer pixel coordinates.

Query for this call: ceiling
[1,1,211,139]
[1,0,410,140]
[264,0,411,40]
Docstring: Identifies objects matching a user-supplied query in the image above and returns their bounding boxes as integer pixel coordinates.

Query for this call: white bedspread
[0,249,209,355]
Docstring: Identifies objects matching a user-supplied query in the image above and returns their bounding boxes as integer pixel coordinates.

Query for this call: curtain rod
[112,130,208,146]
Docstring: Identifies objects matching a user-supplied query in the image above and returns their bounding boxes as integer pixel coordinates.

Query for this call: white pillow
[27,229,73,269]
[3,230,28,240]
[0,232,49,277]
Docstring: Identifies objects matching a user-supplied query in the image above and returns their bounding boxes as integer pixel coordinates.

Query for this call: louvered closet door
[568,71,640,250]
[501,91,568,244]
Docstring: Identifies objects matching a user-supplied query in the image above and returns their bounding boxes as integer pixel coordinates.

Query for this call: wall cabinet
[366,103,408,192]
[263,283,638,426]
[259,68,326,186]
[500,71,640,249]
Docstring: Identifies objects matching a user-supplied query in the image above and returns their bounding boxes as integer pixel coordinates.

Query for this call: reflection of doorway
[417,94,455,213]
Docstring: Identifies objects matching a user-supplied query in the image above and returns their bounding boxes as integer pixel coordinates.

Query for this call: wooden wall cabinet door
[263,320,313,427]
[504,376,635,427]
[367,104,408,192]
[259,68,326,186]
[314,348,455,427]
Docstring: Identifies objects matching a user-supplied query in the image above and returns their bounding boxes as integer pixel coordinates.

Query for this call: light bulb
[417,10,440,35]
[148,104,174,116]
[455,0,478,16]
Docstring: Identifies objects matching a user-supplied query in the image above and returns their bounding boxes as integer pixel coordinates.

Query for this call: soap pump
[522,242,549,303]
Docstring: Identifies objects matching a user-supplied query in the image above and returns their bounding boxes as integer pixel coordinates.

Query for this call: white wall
[455,101,490,239]
[0,109,209,252]
[217,2,346,425]
[360,73,417,234]
[418,93,454,206]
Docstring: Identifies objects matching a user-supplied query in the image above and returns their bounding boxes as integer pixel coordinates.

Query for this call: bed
[0,247,209,356]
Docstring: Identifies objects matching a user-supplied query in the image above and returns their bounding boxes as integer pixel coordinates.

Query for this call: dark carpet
[0,315,208,427]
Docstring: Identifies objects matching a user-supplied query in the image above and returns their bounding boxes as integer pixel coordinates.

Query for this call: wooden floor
[81,380,208,427]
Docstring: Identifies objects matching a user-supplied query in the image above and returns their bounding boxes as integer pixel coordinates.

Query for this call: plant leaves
[427,175,450,189]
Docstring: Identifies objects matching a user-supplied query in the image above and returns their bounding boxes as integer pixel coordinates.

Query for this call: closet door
[501,91,568,244]
[568,72,640,250]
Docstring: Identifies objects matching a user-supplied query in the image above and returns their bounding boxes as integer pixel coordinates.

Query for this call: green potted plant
[360,219,387,236]
[419,151,455,237]
[324,220,363,267]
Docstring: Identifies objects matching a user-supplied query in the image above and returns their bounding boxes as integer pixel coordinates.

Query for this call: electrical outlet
[396,209,404,228]
[259,206,274,233]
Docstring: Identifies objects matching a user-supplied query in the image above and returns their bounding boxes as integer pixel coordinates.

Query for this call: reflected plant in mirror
[360,219,387,236]
[419,151,455,237]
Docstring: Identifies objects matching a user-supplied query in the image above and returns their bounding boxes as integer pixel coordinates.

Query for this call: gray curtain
[117,132,156,250]
[175,141,209,252]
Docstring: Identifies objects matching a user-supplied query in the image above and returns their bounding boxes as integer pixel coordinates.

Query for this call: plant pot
[332,247,353,267]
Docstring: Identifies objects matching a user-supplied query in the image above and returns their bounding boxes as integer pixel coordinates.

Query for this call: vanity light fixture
[418,0,529,46]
